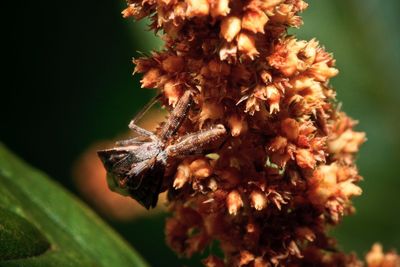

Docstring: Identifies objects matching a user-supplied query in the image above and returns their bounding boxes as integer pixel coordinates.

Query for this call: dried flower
[113,0,398,265]
[226,190,243,215]
[366,244,400,267]
[220,16,241,43]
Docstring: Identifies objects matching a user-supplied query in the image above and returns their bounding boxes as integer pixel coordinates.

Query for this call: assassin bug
[98,90,227,209]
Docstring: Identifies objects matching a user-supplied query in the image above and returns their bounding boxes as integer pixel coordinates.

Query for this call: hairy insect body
[98,91,227,209]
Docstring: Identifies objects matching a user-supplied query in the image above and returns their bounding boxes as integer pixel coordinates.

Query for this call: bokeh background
[2,0,399,266]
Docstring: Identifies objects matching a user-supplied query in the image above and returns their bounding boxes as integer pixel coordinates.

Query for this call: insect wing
[98,148,138,175]
[127,159,165,209]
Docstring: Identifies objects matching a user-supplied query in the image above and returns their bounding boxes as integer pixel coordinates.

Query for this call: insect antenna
[131,93,162,124]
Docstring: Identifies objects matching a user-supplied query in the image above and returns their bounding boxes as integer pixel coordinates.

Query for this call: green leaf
[0,143,148,267]
[0,208,50,261]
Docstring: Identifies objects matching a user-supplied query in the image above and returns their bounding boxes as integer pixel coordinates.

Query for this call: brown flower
[115,0,376,266]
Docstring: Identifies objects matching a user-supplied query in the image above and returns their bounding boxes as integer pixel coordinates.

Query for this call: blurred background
[2,0,399,266]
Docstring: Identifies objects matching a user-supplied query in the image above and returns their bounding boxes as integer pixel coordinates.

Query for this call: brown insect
[97,90,227,209]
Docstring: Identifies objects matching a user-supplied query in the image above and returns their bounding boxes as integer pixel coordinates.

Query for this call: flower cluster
[122,0,398,266]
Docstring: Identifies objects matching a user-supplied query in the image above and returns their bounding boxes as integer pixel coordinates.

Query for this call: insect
[97,90,227,209]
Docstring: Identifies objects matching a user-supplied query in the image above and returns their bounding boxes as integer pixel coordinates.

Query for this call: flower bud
[239,251,255,266]
[366,244,385,267]
[173,161,191,189]
[219,42,237,61]
[290,75,314,91]
[141,68,161,88]
[250,191,267,210]
[266,85,280,113]
[295,227,316,242]
[308,164,338,206]
[242,9,269,34]
[198,100,224,127]
[237,32,259,59]
[228,114,248,136]
[226,190,243,215]
[186,0,210,17]
[338,180,362,199]
[190,158,213,179]
[253,257,268,267]
[122,6,135,18]
[164,81,182,106]
[220,16,241,42]
[295,149,316,169]
[269,136,288,152]
[281,118,299,141]
[210,0,230,18]
[203,255,225,267]
[258,0,284,10]
[309,61,339,82]
[162,55,184,73]
[329,130,366,154]
[260,70,272,83]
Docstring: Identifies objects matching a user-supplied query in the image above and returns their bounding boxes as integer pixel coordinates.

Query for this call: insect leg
[166,124,227,156]
[128,121,158,140]
[131,93,162,124]
[127,93,161,140]
[158,90,192,141]
[115,138,145,146]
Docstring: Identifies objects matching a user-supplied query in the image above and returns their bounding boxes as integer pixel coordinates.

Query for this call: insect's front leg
[159,90,192,141]
[126,93,162,141]
[115,138,145,146]
[128,120,158,141]
[131,93,161,123]
[166,124,227,157]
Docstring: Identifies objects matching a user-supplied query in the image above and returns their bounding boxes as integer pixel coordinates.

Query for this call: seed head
[117,0,389,265]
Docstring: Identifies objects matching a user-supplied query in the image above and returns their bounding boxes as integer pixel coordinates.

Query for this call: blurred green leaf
[0,208,50,261]
[0,143,148,267]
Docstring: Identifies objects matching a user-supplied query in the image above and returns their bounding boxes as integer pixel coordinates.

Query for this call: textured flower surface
[120,0,399,266]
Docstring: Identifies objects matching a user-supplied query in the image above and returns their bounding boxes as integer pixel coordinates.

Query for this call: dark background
[2,0,399,266]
